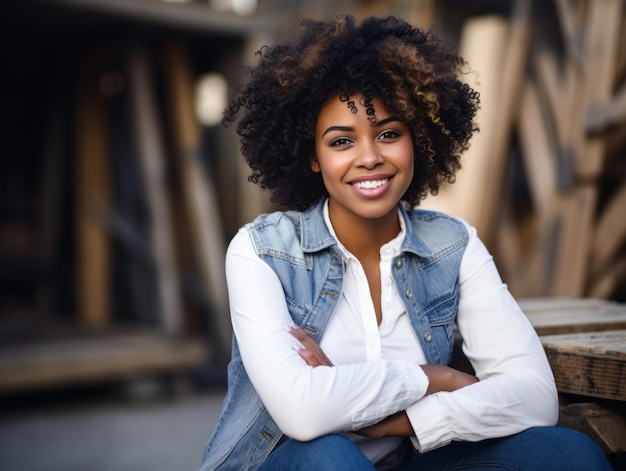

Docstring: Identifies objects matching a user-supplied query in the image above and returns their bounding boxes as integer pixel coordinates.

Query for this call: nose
[356,142,383,169]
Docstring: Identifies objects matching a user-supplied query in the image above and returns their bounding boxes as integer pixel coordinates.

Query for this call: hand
[357,366,478,439]
[421,364,479,394]
[356,411,413,438]
[287,324,334,367]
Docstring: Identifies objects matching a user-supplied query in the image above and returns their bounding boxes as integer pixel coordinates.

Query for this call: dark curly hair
[224,14,480,211]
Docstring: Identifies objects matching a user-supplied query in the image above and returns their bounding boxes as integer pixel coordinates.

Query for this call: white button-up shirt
[225,202,558,469]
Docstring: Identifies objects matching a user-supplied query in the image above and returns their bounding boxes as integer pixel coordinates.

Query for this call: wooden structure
[422,0,626,303]
[519,297,626,460]
[0,329,208,394]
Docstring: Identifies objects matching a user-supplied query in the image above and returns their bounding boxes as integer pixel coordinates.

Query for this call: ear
[310,157,320,173]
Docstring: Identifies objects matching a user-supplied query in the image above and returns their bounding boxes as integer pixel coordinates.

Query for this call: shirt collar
[321,200,405,261]
[299,199,434,258]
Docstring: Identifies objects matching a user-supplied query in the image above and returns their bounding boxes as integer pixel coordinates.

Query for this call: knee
[271,434,375,471]
[523,426,611,470]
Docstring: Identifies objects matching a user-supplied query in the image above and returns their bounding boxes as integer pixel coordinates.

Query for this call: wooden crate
[519,297,626,455]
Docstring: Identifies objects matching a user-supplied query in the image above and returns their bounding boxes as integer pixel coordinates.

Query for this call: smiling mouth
[352,178,389,189]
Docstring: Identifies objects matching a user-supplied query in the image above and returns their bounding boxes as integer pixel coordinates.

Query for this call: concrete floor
[0,385,226,471]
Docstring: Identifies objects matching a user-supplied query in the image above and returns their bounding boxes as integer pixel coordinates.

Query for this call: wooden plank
[492,205,537,296]
[544,0,622,296]
[616,7,626,85]
[518,80,558,217]
[534,50,572,147]
[476,0,532,246]
[162,41,231,354]
[420,15,509,227]
[559,401,626,454]
[590,180,626,278]
[75,47,112,328]
[551,185,598,296]
[588,257,626,299]
[518,298,626,335]
[518,297,615,312]
[576,0,623,179]
[43,0,278,36]
[554,0,585,67]
[512,79,561,296]
[586,81,626,133]
[127,43,184,334]
[540,330,626,401]
[105,52,161,326]
[36,65,70,318]
[0,331,208,393]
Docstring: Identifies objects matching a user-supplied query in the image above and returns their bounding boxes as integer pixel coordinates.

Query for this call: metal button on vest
[405,290,412,299]
[395,259,403,268]
[424,332,433,342]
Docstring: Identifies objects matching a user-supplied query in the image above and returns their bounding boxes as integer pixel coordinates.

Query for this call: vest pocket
[424,288,459,362]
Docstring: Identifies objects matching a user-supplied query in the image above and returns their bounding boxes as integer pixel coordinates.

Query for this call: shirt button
[405,290,412,299]
[395,259,403,268]
[424,332,433,342]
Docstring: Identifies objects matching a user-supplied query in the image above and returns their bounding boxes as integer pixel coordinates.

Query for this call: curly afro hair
[224,14,480,211]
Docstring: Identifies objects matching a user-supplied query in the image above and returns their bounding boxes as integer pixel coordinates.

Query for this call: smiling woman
[198,14,612,471]
[312,94,415,232]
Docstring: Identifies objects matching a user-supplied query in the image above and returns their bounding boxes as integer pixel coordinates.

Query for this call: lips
[352,178,389,189]
[348,175,394,198]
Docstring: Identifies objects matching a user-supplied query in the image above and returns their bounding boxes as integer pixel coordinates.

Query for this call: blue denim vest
[200,200,469,471]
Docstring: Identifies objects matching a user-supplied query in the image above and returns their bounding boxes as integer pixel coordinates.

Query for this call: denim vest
[200,200,469,471]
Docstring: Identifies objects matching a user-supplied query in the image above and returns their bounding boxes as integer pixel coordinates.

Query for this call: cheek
[403,144,416,173]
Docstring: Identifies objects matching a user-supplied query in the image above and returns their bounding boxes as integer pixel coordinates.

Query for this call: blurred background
[0,0,624,469]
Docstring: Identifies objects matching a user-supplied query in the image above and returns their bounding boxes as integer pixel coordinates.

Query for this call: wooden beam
[519,297,626,335]
[588,257,626,299]
[75,47,112,328]
[128,43,184,334]
[420,14,509,228]
[590,180,626,277]
[554,0,585,68]
[0,331,208,393]
[162,41,231,354]
[41,0,279,36]
[477,0,532,246]
[586,81,626,133]
[551,185,597,296]
[559,401,626,454]
[517,80,558,223]
[546,0,623,297]
[576,0,623,179]
[541,329,626,401]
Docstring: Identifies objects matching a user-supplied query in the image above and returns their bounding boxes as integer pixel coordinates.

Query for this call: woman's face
[313,93,415,225]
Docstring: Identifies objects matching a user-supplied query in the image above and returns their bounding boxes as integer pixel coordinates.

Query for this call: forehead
[316,93,391,126]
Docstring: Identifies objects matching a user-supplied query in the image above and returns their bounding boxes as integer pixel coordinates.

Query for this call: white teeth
[353,179,388,189]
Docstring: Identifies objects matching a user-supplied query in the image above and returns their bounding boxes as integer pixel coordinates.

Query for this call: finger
[287,324,309,343]
[294,347,323,367]
[287,325,334,366]
[288,326,320,352]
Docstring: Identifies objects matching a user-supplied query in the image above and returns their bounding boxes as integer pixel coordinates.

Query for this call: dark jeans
[257,426,612,470]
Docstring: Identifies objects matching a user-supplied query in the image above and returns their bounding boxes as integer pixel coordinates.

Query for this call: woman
[199,15,611,471]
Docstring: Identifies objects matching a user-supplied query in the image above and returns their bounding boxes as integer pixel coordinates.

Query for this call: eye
[378,129,401,140]
[329,137,353,147]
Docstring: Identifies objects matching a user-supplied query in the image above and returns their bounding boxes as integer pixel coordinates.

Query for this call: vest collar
[299,199,435,258]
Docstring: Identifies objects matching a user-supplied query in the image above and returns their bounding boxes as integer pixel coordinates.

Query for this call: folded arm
[227,230,430,441]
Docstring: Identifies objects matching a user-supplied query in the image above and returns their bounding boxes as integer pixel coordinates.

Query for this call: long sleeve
[226,228,430,442]
[406,220,559,452]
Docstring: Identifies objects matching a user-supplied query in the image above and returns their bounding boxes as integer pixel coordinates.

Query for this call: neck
[329,204,401,260]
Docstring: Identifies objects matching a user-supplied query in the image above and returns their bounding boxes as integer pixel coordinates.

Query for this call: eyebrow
[321,116,403,137]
